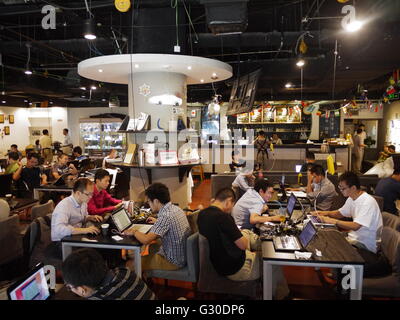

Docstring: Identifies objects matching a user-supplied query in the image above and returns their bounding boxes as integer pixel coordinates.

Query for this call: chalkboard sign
[319,114,340,139]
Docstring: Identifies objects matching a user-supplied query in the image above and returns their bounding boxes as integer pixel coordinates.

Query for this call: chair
[0,215,23,266]
[197,234,258,298]
[382,212,400,232]
[145,232,199,284]
[191,165,205,181]
[363,227,400,297]
[30,200,54,221]
[186,210,199,234]
[329,193,347,211]
[372,195,384,212]
[0,174,13,197]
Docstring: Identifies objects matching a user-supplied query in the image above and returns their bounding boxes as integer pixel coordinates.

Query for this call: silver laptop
[273,221,317,252]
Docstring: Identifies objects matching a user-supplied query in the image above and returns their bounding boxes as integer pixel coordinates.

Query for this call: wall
[0,106,68,154]
[67,107,129,147]
[378,101,400,152]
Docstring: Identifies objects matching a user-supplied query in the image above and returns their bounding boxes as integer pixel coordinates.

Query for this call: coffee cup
[5,194,12,202]
[101,224,109,236]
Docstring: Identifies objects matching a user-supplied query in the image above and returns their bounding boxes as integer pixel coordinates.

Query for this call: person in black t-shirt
[198,188,289,299]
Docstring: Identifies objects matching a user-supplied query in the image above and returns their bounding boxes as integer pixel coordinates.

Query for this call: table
[33,184,73,200]
[262,230,365,300]
[61,234,143,277]
[4,198,39,213]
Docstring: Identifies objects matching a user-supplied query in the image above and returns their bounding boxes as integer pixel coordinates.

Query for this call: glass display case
[80,118,127,157]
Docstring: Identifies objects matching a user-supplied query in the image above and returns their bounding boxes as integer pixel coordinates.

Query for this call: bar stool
[191,165,204,181]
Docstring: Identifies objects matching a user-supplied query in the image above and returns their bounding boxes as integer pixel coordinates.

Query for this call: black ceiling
[0,0,399,108]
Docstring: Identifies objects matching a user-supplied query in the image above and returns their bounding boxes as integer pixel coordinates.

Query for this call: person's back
[375,175,400,215]
[232,188,264,230]
[198,205,245,276]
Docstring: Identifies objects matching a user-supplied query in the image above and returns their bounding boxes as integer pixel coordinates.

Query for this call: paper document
[287,191,307,198]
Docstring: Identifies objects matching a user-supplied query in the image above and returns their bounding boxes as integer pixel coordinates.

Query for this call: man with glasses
[123,183,191,272]
[50,178,103,257]
[232,179,282,231]
[312,171,385,276]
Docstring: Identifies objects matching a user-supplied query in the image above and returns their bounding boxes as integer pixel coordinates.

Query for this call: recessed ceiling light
[211,73,218,80]
[29,102,32,105]
[80,87,86,90]
[296,59,305,67]
[285,83,292,88]
[98,69,103,73]
[2,101,6,104]
[187,66,192,70]
[102,98,106,102]
[200,79,204,83]
[134,64,139,69]
[24,100,28,102]
[91,86,97,90]
[25,70,32,75]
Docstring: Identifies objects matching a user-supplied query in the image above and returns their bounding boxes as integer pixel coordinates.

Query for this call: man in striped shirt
[124,183,192,271]
[62,248,155,300]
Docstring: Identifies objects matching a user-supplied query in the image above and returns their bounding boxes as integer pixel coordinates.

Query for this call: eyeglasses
[338,185,349,191]
[83,192,93,197]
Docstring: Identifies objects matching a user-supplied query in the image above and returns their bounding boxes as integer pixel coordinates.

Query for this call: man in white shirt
[232,179,282,231]
[312,171,384,276]
[62,128,73,155]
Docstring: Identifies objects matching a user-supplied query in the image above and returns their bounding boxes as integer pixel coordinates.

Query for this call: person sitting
[312,171,384,277]
[300,151,316,172]
[87,169,123,216]
[377,145,396,163]
[50,178,103,257]
[198,188,289,299]
[4,151,20,176]
[375,166,400,215]
[61,248,156,300]
[289,164,337,211]
[271,133,283,145]
[229,150,246,172]
[13,153,47,196]
[102,149,119,169]
[73,146,87,161]
[7,144,22,160]
[232,179,282,231]
[52,153,78,180]
[123,183,191,271]
[232,168,255,194]
[34,139,41,154]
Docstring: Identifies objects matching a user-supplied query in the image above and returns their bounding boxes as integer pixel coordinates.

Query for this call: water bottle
[138,149,144,166]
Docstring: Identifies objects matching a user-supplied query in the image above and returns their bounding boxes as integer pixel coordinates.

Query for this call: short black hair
[359,124,365,128]
[339,171,360,189]
[27,153,39,160]
[63,128,69,133]
[73,177,93,193]
[356,128,362,134]
[95,169,110,182]
[73,146,83,155]
[58,153,68,159]
[254,179,271,193]
[232,150,240,158]
[145,183,170,204]
[62,248,108,290]
[42,129,49,135]
[310,164,325,176]
[35,139,40,145]
[388,145,396,152]
[11,144,17,149]
[258,130,265,136]
[8,152,19,161]
[306,151,315,160]
[215,188,236,202]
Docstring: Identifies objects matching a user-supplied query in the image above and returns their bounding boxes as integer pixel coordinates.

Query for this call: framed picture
[9,115,14,124]
[4,126,10,135]
[0,114,4,123]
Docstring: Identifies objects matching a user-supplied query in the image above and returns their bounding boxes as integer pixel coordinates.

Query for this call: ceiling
[0,0,399,108]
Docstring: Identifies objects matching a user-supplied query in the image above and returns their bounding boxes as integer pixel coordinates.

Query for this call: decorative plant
[364,136,376,147]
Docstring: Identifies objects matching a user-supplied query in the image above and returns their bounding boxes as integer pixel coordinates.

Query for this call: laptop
[286,193,306,223]
[308,215,336,227]
[52,173,71,186]
[273,221,317,252]
[111,206,153,234]
[7,263,51,300]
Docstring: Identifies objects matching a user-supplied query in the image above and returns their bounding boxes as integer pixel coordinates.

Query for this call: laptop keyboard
[310,216,321,223]
[278,236,298,249]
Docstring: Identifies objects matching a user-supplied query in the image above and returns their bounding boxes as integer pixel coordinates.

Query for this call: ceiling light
[91,86,97,90]
[134,64,139,69]
[2,101,6,104]
[285,83,292,88]
[200,79,204,83]
[83,18,96,40]
[296,59,305,68]
[344,20,362,32]
[1,91,5,95]
[211,73,218,80]
[24,100,28,103]
[98,69,103,72]
[102,98,106,102]
[80,87,86,90]
[187,66,192,70]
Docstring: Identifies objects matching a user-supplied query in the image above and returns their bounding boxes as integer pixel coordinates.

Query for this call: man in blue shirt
[375,168,400,215]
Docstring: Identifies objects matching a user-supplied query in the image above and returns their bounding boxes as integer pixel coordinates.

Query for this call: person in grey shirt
[306,164,338,211]
[51,178,103,242]
[232,179,283,230]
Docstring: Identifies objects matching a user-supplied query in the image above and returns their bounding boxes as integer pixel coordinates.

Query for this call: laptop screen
[8,265,50,300]
[112,207,131,232]
[286,193,296,216]
[299,222,317,248]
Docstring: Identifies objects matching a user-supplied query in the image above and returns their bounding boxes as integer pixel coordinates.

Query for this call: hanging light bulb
[24,43,33,75]
[296,59,305,68]
[83,18,96,40]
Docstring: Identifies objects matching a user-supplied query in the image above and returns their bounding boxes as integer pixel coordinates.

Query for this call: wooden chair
[191,165,205,181]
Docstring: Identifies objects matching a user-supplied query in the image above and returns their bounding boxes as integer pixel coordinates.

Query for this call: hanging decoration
[383,69,400,102]
[115,0,131,12]
[138,83,151,97]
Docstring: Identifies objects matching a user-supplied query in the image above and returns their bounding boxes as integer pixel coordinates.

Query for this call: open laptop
[273,221,317,252]
[7,263,51,300]
[111,206,153,235]
[286,193,306,223]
